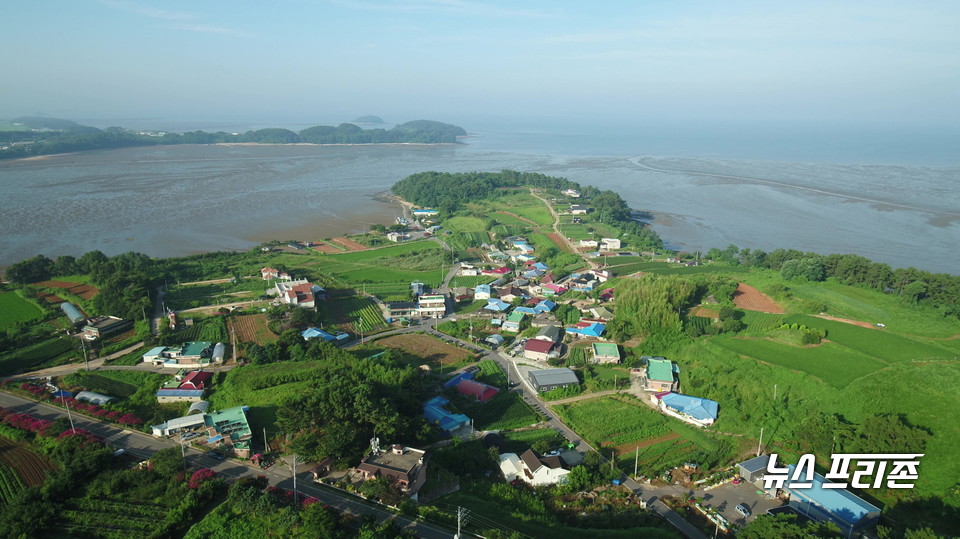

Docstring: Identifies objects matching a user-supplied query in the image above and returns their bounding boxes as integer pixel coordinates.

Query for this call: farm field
[443,216,489,233]
[232,313,277,345]
[741,271,960,338]
[0,462,25,504]
[0,337,77,376]
[340,296,387,331]
[0,291,44,329]
[552,395,672,450]
[733,283,784,313]
[374,334,474,367]
[462,391,540,430]
[713,335,887,387]
[784,314,956,363]
[63,372,137,398]
[330,237,367,250]
[0,437,56,487]
[33,280,99,300]
[163,280,266,310]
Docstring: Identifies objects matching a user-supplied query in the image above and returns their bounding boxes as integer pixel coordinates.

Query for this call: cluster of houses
[156,370,213,403]
[386,282,448,321]
[632,356,720,428]
[261,267,326,309]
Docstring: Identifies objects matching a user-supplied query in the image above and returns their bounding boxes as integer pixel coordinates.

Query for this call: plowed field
[733,283,784,313]
[0,437,56,487]
[232,314,277,345]
[310,242,343,254]
[331,237,367,251]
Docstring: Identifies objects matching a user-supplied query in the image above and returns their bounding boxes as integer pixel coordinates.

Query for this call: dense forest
[0,118,466,160]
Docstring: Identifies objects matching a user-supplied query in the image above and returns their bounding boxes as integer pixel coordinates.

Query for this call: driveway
[700,481,784,528]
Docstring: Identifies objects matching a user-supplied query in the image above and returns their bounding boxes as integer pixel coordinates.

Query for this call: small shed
[738,455,770,483]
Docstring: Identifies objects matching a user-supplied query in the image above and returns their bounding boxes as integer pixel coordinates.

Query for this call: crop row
[341,297,386,330]
[69,373,137,398]
[0,463,25,504]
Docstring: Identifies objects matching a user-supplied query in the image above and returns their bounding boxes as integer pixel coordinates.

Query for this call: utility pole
[292,455,299,507]
[455,506,470,539]
[80,339,89,371]
[263,427,269,453]
[756,427,764,457]
[634,450,639,478]
[773,384,778,401]
[61,393,76,433]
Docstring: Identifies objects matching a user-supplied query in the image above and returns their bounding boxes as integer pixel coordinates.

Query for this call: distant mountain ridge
[0,118,467,160]
[352,115,385,124]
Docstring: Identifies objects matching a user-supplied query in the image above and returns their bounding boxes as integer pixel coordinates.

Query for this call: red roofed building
[275,279,325,309]
[261,267,292,280]
[457,380,500,402]
[523,339,557,361]
[457,379,500,402]
[482,266,513,276]
[179,371,213,390]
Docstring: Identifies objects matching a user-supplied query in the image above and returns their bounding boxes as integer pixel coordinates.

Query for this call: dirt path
[732,283,784,313]
[528,189,597,269]
[812,313,878,329]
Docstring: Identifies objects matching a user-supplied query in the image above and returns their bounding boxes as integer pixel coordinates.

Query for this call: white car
[735,503,751,517]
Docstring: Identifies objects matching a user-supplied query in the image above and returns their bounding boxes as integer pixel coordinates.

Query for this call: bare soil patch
[68,284,99,299]
[813,313,877,329]
[310,242,343,254]
[609,433,681,454]
[331,237,367,251]
[38,293,65,305]
[692,306,719,318]
[732,283,784,313]
[0,437,57,486]
[376,334,473,366]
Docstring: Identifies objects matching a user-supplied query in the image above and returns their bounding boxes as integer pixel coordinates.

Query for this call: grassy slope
[0,290,45,328]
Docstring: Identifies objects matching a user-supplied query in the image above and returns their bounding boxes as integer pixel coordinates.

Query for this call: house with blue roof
[484,299,511,312]
[651,392,719,427]
[532,262,549,272]
[423,397,471,434]
[566,322,606,339]
[474,284,492,300]
[302,327,336,341]
[522,268,544,280]
[513,306,537,315]
[783,464,882,536]
[442,371,475,390]
[533,300,556,313]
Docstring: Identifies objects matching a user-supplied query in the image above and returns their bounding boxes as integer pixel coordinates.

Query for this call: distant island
[352,115,385,124]
[0,117,466,160]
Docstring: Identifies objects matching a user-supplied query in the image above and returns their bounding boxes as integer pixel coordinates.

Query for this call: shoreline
[0,141,461,165]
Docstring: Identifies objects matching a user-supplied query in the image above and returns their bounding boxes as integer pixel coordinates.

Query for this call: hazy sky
[4,1,959,127]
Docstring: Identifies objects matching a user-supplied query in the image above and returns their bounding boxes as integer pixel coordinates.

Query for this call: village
[0,176,927,538]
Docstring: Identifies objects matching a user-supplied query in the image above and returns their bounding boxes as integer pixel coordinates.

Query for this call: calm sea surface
[1,126,958,273]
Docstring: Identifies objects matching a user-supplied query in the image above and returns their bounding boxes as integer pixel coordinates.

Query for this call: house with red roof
[275,279,325,309]
[482,266,513,276]
[260,267,291,280]
[179,371,213,390]
[523,339,558,361]
[457,379,499,402]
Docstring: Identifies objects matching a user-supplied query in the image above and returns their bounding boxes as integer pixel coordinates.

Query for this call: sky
[3,1,960,129]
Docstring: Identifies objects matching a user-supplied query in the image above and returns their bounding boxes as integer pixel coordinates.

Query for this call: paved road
[0,391,456,539]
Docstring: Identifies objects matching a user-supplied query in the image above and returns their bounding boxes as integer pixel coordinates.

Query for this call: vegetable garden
[340,296,387,331]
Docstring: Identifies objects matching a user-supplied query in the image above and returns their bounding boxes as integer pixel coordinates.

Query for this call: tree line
[0,119,466,160]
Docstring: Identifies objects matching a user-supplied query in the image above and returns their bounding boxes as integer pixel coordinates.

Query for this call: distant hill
[0,117,467,160]
[12,116,101,134]
[352,115,385,124]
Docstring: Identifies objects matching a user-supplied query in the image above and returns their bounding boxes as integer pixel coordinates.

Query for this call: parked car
[208,451,226,461]
[735,503,751,517]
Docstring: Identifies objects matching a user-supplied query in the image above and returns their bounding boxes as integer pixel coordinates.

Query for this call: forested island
[0,117,466,160]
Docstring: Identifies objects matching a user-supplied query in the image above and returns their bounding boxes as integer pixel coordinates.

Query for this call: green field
[474,359,507,387]
[553,395,673,449]
[713,335,886,387]
[742,271,960,337]
[163,279,266,310]
[0,291,44,329]
[340,296,387,331]
[458,391,540,430]
[0,337,76,375]
[63,372,138,398]
[784,314,955,363]
[443,216,489,233]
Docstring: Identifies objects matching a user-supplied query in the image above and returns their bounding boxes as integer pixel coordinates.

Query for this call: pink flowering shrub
[188,468,217,489]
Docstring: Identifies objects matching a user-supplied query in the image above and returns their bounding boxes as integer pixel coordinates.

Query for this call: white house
[600,238,622,250]
[562,188,581,198]
[569,205,589,215]
[499,449,569,486]
[275,279,324,309]
[579,239,599,248]
[459,264,479,276]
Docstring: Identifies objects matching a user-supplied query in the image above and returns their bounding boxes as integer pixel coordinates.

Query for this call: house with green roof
[591,342,621,364]
[643,357,679,392]
[502,311,526,333]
